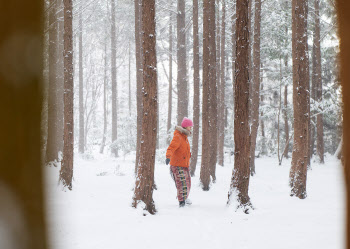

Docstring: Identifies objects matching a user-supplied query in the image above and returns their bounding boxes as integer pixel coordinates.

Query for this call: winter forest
[40,0,343,248]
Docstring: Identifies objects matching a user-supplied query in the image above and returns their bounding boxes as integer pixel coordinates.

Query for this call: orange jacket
[166,127,191,167]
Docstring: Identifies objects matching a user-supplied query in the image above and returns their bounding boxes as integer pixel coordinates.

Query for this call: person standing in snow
[166,117,193,207]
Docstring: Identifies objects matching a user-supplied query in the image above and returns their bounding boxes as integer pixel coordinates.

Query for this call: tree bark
[167,9,173,146]
[217,0,226,167]
[289,0,309,199]
[46,0,59,165]
[190,0,200,176]
[111,0,118,157]
[260,76,267,156]
[314,0,324,163]
[176,0,188,124]
[78,4,85,154]
[249,0,261,175]
[228,0,252,212]
[132,0,158,214]
[0,1,49,248]
[59,0,74,190]
[135,0,143,174]
[200,0,216,190]
[57,0,64,154]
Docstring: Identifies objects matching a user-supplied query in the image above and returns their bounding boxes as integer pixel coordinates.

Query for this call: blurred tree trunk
[218,0,226,167]
[249,0,261,175]
[0,1,49,248]
[228,0,252,212]
[200,0,216,190]
[78,4,85,154]
[132,0,158,214]
[135,0,143,174]
[314,0,324,163]
[46,0,59,165]
[111,0,118,157]
[100,40,108,154]
[289,0,309,199]
[177,0,188,124]
[59,0,74,190]
[190,0,200,176]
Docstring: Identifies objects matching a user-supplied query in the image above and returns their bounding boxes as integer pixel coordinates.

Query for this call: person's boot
[185,199,192,205]
[179,201,185,207]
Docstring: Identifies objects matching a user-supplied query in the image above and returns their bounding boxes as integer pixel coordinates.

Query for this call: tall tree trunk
[176,0,188,124]
[167,9,173,145]
[57,0,64,154]
[314,0,324,163]
[260,80,267,156]
[200,0,216,190]
[311,33,316,159]
[0,1,49,248]
[249,0,261,175]
[46,0,59,165]
[283,83,290,158]
[78,5,84,154]
[100,39,108,154]
[129,41,132,116]
[135,0,143,174]
[228,0,252,212]
[132,0,158,214]
[190,0,200,176]
[59,0,74,190]
[248,0,253,127]
[289,0,309,199]
[111,0,118,157]
[218,0,226,167]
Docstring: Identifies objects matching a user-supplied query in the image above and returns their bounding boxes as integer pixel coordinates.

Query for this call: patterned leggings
[170,166,191,202]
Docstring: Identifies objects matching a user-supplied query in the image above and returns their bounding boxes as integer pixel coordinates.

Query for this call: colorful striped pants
[170,166,191,202]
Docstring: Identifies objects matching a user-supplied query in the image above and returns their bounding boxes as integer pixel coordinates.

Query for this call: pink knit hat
[181,117,193,128]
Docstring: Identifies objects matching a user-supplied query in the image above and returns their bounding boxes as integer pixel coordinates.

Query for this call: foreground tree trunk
[59,0,74,190]
[135,0,143,174]
[200,0,216,190]
[46,0,59,165]
[176,0,188,123]
[0,1,49,248]
[217,0,226,167]
[228,0,252,212]
[289,0,309,199]
[249,0,262,176]
[314,0,324,163]
[190,0,200,176]
[111,0,118,157]
[132,0,158,215]
[78,4,85,154]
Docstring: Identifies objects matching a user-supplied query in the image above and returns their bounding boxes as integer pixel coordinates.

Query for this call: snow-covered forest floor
[45,152,345,249]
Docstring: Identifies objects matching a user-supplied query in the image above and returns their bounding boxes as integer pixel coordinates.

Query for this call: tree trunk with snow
[132,0,158,214]
[289,0,309,199]
[78,5,85,154]
[60,0,74,190]
[111,0,118,157]
[228,0,252,212]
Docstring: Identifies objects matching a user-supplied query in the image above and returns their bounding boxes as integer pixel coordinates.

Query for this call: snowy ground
[45,152,346,249]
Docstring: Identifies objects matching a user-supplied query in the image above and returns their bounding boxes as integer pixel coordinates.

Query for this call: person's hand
[166,158,170,165]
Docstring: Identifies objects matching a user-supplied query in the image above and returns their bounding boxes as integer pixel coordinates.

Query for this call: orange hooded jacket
[166,126,191,168]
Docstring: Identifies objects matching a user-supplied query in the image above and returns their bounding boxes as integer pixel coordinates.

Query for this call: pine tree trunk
[135,0,143,174]
[177,0,188,124]
[60,0,74,190]
[260,70,267,156]
[290,0,309,199]
[57,0,64,154]
[100,40,108,154]
[46,0,59,165]
[111,0,118,157]
[78,5,85,154]
[314,0,324,163]
[249,0,261,175]
[311,36,316,159]
[228,0,252,211]
[283,83,289,158]
[200,0,216,190]
[218,0,226,167]
[132,0,158,214]
[190,0,200,176]
[167,9,173,146]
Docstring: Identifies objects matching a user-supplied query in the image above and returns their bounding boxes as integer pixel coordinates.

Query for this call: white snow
[45,153,345,249]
